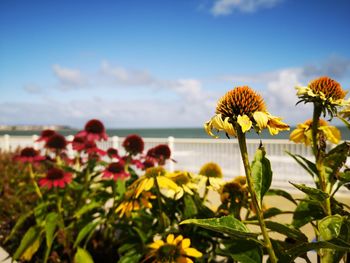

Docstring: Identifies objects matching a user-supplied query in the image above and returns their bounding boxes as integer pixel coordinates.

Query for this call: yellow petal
[157,176,180,191]
[289,128,305,143]
[267,115,289,135]
[184,247,203,258]
[320,126,341,144]
[204,120,218,138]
[181,238,191,249]
[143,177,155,192]
[174,235,183,244]
[237,115,252,133]
[253,111,269,130]
[167,234,175,244]
[223,117,237,136]
[149,239,164,249]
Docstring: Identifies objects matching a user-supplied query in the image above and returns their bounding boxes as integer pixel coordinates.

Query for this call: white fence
[0,135,347,194]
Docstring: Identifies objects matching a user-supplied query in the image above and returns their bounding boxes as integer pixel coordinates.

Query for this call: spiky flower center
[45,134,67,150]
[153,144,171,159]
[123,134,144,154]
[107,162,124,174]
[21,147,38,157]
[199,162,223,178]
[47,168,65,180]
[216,86,266,118]
[85,119,105,134]
[309,76,346,100]
[172,172,191,185]
[157,244,180,261]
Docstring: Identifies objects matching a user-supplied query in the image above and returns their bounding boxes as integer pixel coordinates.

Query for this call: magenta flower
[102,162,129,180]
[14,147,45,163]
[39,167,72,189]
[122,134,144,155]
[77,119,108,142]
[36,129,56,142]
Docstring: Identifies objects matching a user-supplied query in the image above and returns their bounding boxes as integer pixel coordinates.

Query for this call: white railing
[0,135,347,195]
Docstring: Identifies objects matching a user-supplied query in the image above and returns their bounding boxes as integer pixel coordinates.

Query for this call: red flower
[146,144,172,165]
[39,167,72,189]
[102,162,129,180]
[122,134,144,155]
[14,147,45,163]
[36,129,56,142]
[142,159,155,169]
[107,147,120,159]
[45,134,67,151]
[71,135,86,151]
[77,119,108,142]
[84,141,106,156]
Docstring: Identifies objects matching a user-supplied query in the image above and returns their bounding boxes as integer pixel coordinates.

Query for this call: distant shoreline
[0,126,349,140]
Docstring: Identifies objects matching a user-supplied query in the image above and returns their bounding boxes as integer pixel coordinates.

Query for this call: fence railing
[0,135,347,195]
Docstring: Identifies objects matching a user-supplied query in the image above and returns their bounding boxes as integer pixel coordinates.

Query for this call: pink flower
[146,144,173,165]
[107,147,120,159]
[36,129,56,142]
[39,167,72,189]
[14,147,45,163]
[77,119,108,142]
[102,162,129,180]
[122,134,144,155]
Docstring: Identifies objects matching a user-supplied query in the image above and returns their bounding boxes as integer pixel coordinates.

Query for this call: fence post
[112,136,119,149]
[32,135,39,150]
[66,135,74,158]
[168,136,175,172]
[4,134,10,152]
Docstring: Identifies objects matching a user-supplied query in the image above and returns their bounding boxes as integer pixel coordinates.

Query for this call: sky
[0,0,350,128]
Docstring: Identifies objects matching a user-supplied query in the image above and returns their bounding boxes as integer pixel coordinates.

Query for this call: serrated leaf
[74,247,94,263]
[74,221,99,248]
[266,189,297,205]
[13,226,42,260]
[74,201,101,218]
[181,215,258,240]
[289,182,329,201]
[251,147,273,206]
[319,215,344,241]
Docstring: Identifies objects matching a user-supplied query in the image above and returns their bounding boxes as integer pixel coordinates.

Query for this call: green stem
[236,127,277,263]
[28,163,43,199]
[152,174,165,229]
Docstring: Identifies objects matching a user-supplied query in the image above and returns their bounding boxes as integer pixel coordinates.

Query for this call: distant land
[0,125,71,131]
[0,126,349,140]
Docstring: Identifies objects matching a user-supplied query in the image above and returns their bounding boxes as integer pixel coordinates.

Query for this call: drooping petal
[183,247,203,258]
[253,111,269,130]
[267,115,289,135]
[289,128,305,143]
[237,115,252,133]
[157,176,180,191]
[320,126,341,144]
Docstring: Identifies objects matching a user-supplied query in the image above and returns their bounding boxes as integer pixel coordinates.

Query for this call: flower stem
[152,174,165,229]
[28,163,43,200]
[236,127,277,263]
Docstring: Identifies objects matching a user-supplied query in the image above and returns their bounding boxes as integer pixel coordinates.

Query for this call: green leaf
[183,194,198,218]
[319,215,344,241]
[263,221,308,242]
[324,142,350,181]
[45,212,58,248]
[218,240,263,263]
[266,189,297,205]
[180,215,259,240]
[117,178,126,196]
[4,209,34,243]
[13,226,42,260]
[251,147,273,206]
[292,200,325,228]
[74,247,94,263]
[74,221,100,248]
[118,250,142,263]
[289,182,329,201]
[74,201,102,218]
[286,152,318,180]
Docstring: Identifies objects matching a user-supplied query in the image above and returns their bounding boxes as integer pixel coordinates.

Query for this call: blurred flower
[147,234,202,263]
[296,76,349,116]
[199,162,223,178]
[36,129,56,142]
[102,162,129,180]
[290,119,341,145]
[107,147,120,159]
[220,179,247,205]
[339,105,350,120]
[123,134,144,155]
[71,135,86,151]
[131,167,179,198]
[205,86,289,138]
[14,147,45,163]
[45,134,67,151]
[77,119,108,141]
[39,167,72,189]
[163,171,198,199]
[116,190,156,218]
[148,144,172,165]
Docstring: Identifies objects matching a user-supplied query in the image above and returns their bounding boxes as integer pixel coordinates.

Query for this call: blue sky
[0,0,349,128]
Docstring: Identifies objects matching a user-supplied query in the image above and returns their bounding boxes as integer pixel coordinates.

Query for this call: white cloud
[52,64,85,88]
[211,0,282,16]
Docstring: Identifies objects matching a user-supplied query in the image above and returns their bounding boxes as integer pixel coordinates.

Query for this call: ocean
[0,127,349,140]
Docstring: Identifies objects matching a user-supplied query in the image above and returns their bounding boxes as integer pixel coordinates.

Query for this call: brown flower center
[107,162,124,174]
[45,134,67,150]
[122,134,144,154]
[309,76,346,100]
[21,147,38,157]
[85,119,105,134]
[216,86,266,118]
[47,168,64,180]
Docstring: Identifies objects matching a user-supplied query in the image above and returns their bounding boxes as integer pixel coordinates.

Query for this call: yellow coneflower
[162,171,198,200]
[147,234,202,263]
[205,86,289,138]
[219,177,248,205]
[198,162,225,192]
[290,119,341,145]
[116,190,156,218]
[296,76,349,115]
[130,167,179,198]
[339,105,350,119]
